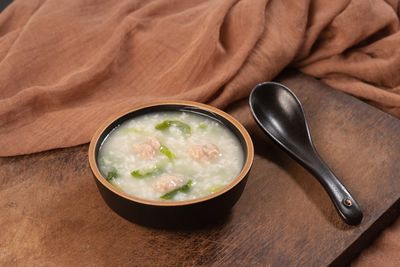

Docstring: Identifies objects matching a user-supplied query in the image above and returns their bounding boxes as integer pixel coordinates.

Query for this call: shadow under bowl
[88,100,254,228]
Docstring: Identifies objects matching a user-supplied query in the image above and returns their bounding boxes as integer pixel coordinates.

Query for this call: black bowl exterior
[93,171,249,228]
[89,101,254,228]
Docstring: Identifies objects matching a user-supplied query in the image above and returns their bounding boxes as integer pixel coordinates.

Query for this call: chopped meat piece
[133,137,161,160]
[188,144,220,162]
[153,174,186,194]
[147,136,161,150]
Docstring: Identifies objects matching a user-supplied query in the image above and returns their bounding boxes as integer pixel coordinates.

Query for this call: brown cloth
[0,0,400,156]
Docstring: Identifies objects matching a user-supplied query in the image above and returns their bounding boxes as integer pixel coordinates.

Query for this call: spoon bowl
[249,82,363,225]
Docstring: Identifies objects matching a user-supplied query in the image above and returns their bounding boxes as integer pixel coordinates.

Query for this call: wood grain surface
[1,72,399,266]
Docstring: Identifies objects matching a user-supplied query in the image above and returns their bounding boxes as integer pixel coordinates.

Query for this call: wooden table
[1,72,399,266]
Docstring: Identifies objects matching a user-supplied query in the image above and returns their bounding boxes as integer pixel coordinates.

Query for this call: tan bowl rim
[88,100,254,207]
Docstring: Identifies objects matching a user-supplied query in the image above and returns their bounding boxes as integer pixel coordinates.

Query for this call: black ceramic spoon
[249,82,363,225]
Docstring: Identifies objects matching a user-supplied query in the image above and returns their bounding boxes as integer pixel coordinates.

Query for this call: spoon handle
[306,152,363,225]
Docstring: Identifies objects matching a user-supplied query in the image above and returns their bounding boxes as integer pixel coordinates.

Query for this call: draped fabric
[0,0,399,156]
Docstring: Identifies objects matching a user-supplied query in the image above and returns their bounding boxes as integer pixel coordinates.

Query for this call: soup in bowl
[88,101,254,227]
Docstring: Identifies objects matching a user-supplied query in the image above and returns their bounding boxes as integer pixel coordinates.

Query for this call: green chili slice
[198,122,207,129]
[106,169,118,182]
[160,180,193,200]
[131,166,160,178]
[159,144,175,160]
[155,120,191,135]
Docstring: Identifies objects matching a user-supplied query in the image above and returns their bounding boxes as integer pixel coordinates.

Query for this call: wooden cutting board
[1,72,399,266]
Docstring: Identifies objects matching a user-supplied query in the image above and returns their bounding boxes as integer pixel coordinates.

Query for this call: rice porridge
[98,111,244,201]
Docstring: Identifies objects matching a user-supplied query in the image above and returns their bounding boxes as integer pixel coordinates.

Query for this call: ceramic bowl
[88,100,254,228]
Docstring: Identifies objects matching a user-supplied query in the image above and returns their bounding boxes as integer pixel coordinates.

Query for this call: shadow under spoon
[249,82,363,226]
